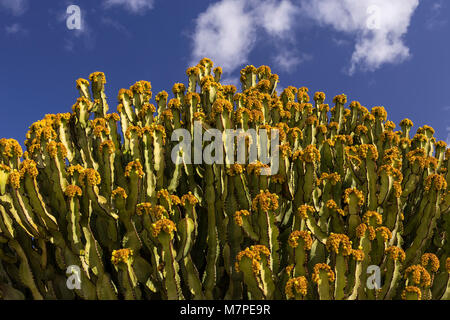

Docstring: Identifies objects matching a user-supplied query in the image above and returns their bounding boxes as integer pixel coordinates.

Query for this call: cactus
[0,58,449,300]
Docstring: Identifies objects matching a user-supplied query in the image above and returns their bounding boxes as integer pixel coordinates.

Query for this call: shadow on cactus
[0,58,449,300]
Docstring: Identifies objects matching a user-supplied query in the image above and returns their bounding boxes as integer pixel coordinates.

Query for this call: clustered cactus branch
[0,58,449,300]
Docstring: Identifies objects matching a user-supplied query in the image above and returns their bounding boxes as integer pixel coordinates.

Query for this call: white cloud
[191,0,419,75]
[274,50,312,73]
[5,23,27,35]
[426,0,447,30]
[254,0,299,38]
[103,0,154,13]
[300,0,419,74]
[0,0,27,15]
[191,0,255,72]
[58,7,95,51]
[101,17,132,37]
[332,37,351,47]
[190,0,299,73]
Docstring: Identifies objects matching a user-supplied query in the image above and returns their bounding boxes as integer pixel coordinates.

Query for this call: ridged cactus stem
[158,232,183,300]
[381,258,403,299]
[203,165,218,299]
[8,239,43,300]
[314,266,334,300]
[405,187,441,265]
[334,254,347,300]
[441,272,450,300]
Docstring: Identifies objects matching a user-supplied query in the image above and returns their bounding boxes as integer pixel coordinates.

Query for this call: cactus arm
[8,239,43,299]
[237,256,265,299]
[347,259,364,300]
[316,272,332,300]
[180,255,205,299]
[334,254,347,300]
[202,165,218,299]
[440,274,450,300]
[160,235,183,299]
[405,189,441,265]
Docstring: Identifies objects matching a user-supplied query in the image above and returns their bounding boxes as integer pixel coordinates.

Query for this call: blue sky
[0,0,449,147]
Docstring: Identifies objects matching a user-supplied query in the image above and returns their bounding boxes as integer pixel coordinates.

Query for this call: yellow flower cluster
[150,205,169,220]
[193,111,206,121]
[297,204,315,219]
[135,202,152,216]
[125,125,143,139]
[385,246,406,262]
[79,168,101,187]
[404,265,431,288]
[318,172,341,186]
[64,185,82,198]
[124,160,144,178]
[111,248,133,265]
[131,80,152,97]
[168,98,182,110]
[251,190,279,212]
[72,97,93,112]
[314,92,325,102]
[117,88,133,102]
[351,249,365,262]
[362,211,382,226]
[401,286,421,300]
[154,90,169,103]
[138,104,156,121]
[0,138,23,158]
[285,276,308,299]
[89,72,106,85]
[332,94,347,105]
[99,140,115,154]
[325,200,345,216]
[357,144,378,160]
[312,263,335,284]
[270,174,285,184]
[371,106,387,121]
[288,230,312,250]
[151,218,177,238]
[234,210,250,227]
[186,66,200,76]
[66,164,84,177]
[75,78,90,90]
[424,173,447,191]
[375,227,392,243]
[343,188,365,206]
[211,99,233,118]
[420,253,440,273]
[149,124,167,144]
[18,159,39,179]
[326,233,352,256]
[7,170,21,189]
[235,245,271,275]
[46,141,67,159]
[181,192,199,206]
[112,187,128,200]
[399,118,413,128]
[355,125,368,135]
[297,145,321,163]
[356,223,376,240]
[334,135,353,145]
